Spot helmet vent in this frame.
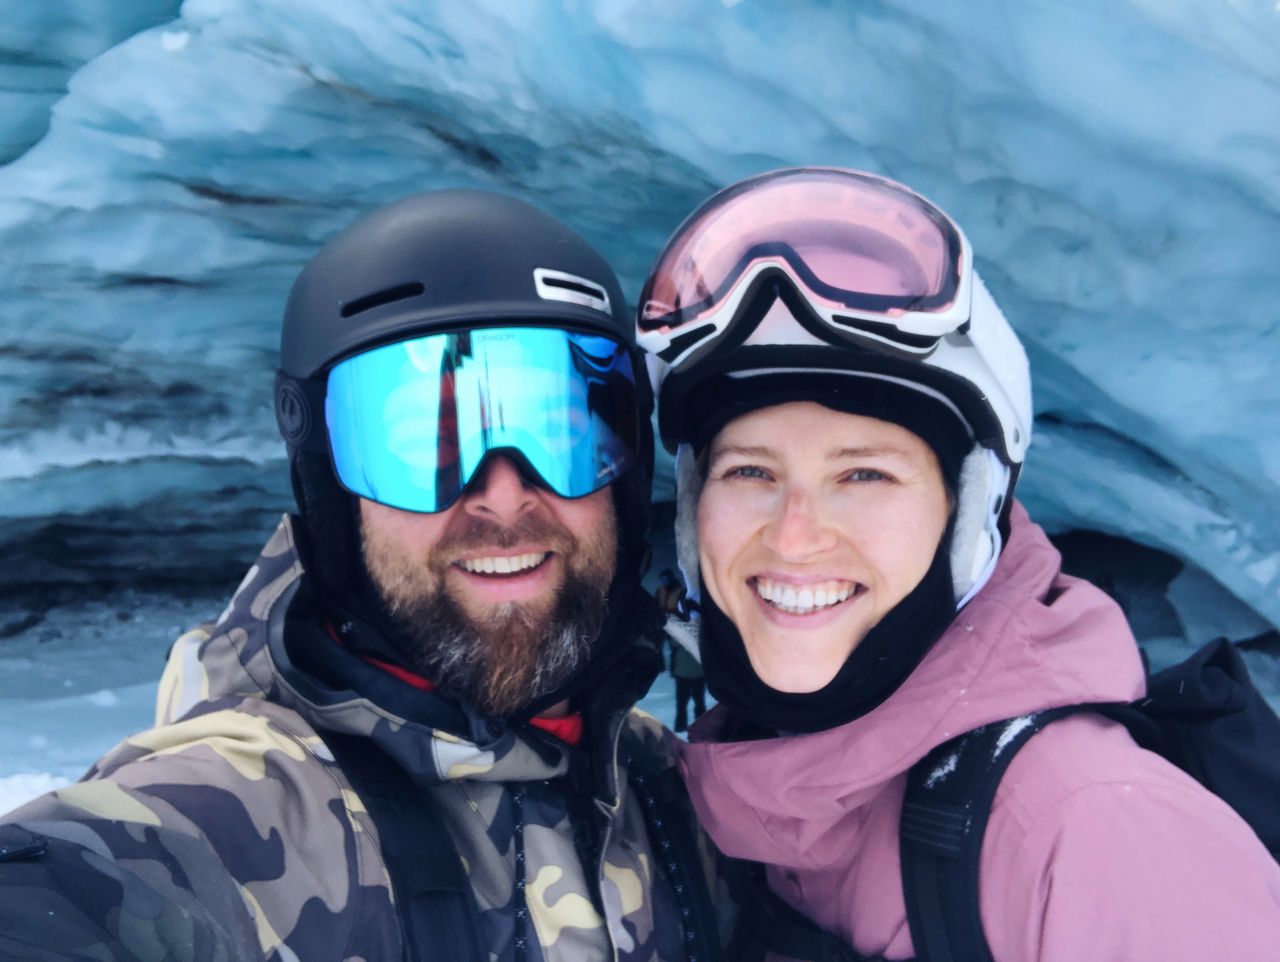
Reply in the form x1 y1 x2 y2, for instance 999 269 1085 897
340 281 426 318
534 268 611 315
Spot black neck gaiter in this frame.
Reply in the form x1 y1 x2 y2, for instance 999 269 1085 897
699 523 960 736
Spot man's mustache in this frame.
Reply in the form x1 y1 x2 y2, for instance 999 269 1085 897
435 515 577 556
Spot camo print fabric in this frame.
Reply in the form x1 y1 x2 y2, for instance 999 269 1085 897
0 516 708 962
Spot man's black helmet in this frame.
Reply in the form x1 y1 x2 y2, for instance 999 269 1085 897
279 189 633 383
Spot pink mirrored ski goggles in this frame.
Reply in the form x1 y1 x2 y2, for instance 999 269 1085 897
638 168 973 364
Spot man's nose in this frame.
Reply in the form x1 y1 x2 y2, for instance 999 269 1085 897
461 454 539 525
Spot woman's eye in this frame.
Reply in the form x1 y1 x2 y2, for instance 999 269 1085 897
845 468 890 483
724 464 771 481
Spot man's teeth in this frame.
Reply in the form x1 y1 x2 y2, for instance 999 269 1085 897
754 577 856 614
460 552 548 575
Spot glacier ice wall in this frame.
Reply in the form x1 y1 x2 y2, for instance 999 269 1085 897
0 1 182 163
1 0 1278 626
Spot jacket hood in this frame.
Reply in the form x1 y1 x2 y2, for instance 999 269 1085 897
678 501 1146 870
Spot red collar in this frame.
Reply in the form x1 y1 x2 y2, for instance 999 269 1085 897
527 712 584 746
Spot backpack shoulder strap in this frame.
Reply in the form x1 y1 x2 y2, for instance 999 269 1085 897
322 729 485 962
899 707 1083 962
902 650 1280 962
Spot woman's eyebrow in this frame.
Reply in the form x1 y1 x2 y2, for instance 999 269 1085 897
830 445 911 459
709 444 777 460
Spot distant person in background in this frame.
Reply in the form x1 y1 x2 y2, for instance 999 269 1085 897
657 569 707 732
637 167 1280 961
669 631 707 734
0 190 723 961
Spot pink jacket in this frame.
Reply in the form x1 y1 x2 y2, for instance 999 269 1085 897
680 503 1280 961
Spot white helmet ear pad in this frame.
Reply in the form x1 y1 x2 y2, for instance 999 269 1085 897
673 443 704 605
951 445 1011 606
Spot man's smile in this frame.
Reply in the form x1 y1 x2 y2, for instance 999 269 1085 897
456 552 550 576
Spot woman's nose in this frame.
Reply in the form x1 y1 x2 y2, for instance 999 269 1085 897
761 486 839 559
460 454 539 525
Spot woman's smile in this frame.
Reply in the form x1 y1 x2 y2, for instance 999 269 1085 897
749 576 865 616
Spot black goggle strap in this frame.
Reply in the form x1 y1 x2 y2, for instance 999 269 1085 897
665 268 877 372
274 370 330 454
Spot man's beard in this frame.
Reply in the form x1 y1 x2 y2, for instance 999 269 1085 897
360 504 617 717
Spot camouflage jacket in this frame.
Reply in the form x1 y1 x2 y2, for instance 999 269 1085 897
0 517 719 962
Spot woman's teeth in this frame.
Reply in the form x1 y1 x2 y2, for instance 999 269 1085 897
459 552 548 575
753 577 857 615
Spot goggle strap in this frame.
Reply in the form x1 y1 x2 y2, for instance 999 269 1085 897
274 371 329 453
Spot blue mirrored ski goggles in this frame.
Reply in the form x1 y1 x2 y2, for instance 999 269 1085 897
316 327 639 513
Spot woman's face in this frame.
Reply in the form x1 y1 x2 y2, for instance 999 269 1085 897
697 402 950 693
